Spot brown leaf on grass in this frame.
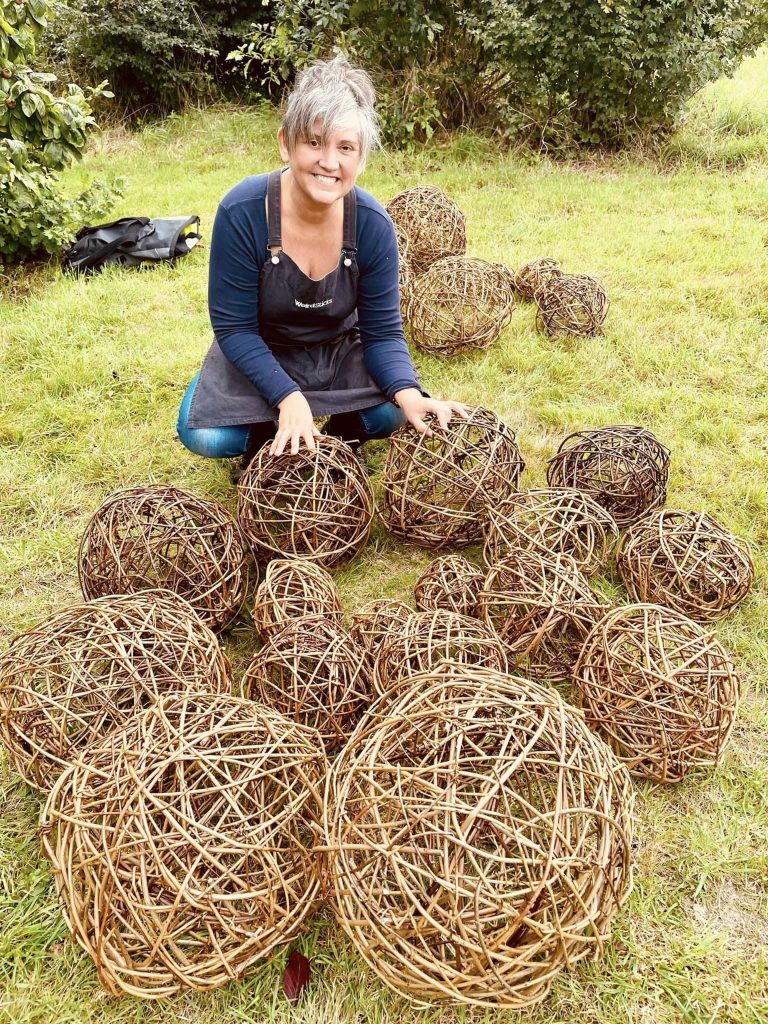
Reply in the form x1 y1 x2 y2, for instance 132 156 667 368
283 949 311 1004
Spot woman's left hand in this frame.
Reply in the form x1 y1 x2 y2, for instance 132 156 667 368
393 388 471 435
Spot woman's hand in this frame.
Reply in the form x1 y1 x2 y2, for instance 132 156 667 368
393 388 471 435
271 391 322 456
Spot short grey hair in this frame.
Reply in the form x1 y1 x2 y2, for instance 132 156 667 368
281 54 381 169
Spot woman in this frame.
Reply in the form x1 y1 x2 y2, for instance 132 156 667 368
177 54 468 471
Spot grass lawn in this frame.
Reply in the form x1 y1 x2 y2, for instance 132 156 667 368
1 48 768 1024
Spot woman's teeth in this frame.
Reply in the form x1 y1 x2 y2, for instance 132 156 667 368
314 174 338 184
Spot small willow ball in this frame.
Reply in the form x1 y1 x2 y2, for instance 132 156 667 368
0 591 231 791
484 488 619 576
252 558 344 640
574 604 740 783
513 257 562 302
479 549 606 682
406 257 516 356
238 435 374 567
546 425 671 528
41 692 327 998
243 616 371 751
78 485 248 631
386 185 466 274
535 273 609 338
617 509 755 623
414 554 484 617
381 407 525 549
349 599 412 667
373 609 507 698
326 663 634 1009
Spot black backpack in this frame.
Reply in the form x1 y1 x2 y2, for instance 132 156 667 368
62 215 201 275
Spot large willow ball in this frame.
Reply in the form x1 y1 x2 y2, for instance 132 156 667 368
326 664 634 1008
406 256 515 356
617 509 755 623
535 273 609 338
252 558 343 640
237 436 374 567
0 591 230 791
373 609 507 698
574 604 740 783
479 549 606 682
513 257 562 302
386 185 466 274
484 488 619 576
414 554 484 617
349 599 412 668
546 425 671 528
78 485 248 632
40 692 327 998
380 407 525 549
243 616 371 751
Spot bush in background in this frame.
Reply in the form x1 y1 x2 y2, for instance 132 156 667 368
44 0 259 115
232 0 768 147
0 0 119 261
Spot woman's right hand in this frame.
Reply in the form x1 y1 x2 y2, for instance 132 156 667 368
271 391 322 456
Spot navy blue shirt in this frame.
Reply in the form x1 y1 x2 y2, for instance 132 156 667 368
208 173 421 409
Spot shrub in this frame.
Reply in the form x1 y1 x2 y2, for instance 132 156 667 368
0 0 119 261
45 0 259 114
232 0 768 147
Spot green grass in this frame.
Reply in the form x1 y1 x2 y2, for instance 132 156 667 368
2 49 768 1024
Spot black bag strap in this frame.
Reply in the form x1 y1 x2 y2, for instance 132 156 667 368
72 216 150 241
65 230 141 272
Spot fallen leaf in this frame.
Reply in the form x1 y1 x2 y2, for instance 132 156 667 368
283 949 311 1004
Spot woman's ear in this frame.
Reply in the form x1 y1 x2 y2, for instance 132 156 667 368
277 127 290 163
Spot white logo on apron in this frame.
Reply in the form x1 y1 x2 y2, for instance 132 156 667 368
295 297 333 309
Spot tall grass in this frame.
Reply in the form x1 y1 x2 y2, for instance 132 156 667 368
0 49 767 1024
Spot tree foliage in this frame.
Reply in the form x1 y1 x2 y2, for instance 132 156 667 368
1 0 118 260
45 0 258 114
232 0 768 147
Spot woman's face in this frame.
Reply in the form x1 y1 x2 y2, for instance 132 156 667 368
278 116 363 209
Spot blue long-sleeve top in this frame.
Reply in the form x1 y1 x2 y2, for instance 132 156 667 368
207 173 421 409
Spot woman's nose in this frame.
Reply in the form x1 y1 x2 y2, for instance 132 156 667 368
318 148 340 170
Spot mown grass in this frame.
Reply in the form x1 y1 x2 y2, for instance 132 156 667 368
1 50 768 1024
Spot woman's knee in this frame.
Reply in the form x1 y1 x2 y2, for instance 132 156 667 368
359 401 407 440
177 373 250 459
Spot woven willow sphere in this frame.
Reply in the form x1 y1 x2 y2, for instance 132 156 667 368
513 257 562 302
535 273 609 338
479 549 606 682
414 554 484 617
406 256 516 356
78 485 248 632
373 609 507 698
326 663 634 1009
349 599 412 670
243 616 371 751
395 225 414 318
484 488 619 576
237 436 374 567
617 509 755 623
386 185 467 274
252 557 343 640
574 604 740 783
380 407 525 549
41 692 327 999
0 591 230 791
546 425 671 528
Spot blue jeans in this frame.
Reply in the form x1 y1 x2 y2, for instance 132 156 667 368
176 372 406 459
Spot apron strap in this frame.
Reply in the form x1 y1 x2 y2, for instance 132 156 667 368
342 187 357 253
267 169 283 251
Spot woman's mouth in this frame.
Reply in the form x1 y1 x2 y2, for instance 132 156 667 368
313 174 339 185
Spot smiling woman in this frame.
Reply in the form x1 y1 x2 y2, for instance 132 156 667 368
176 54 468 473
